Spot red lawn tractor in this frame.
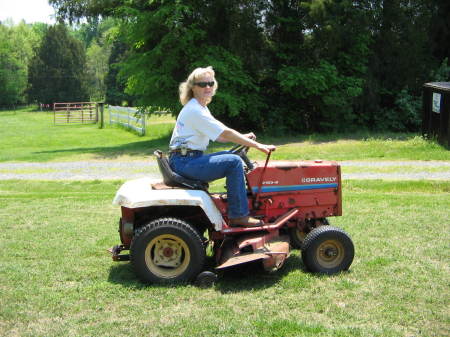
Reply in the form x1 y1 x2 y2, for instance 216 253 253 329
110 146 354 285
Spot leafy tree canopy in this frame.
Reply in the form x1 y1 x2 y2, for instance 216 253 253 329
0 21 42 106
28 24 89 105
44 0 450 132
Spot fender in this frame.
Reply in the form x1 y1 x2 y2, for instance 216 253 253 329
113 177 224 230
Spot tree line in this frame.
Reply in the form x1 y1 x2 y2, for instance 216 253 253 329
0 18 127 109
1 0 449 133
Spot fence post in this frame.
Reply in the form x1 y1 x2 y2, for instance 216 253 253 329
142 114 146 136
98 102 104 129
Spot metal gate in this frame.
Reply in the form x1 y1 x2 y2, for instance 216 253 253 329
53 102 98 125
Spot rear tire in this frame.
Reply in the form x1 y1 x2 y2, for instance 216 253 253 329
301 226 354 274
288 227 306 249
130 218 206 283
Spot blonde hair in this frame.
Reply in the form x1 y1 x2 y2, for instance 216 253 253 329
179 66 218 105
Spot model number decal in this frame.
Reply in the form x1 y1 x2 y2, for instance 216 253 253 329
262 181 279 185
301 177 337 183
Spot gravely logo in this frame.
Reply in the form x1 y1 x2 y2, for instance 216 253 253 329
302 177 337 183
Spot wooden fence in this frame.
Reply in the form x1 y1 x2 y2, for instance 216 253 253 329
109 105 146 135
53 102 98 125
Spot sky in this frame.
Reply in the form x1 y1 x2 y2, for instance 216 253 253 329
0 0 56 24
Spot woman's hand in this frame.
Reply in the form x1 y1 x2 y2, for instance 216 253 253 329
218 129 275 154
256 143 276 154
243 132 256 140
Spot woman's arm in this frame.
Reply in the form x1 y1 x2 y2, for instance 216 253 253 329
217 129 276 154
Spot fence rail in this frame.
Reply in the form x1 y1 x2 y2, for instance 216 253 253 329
109 105 146 135
54 102 98 125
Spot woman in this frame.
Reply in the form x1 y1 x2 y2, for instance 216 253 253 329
169 66 276 227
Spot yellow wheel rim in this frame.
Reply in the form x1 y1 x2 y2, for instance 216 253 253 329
316 239 345 269
144 234 191 279
294 229 306 243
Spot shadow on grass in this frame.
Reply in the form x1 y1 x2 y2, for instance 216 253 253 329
33 137 171 160
106 263 191 290
214 254 306 293
107 257 217 290
107 263 145 289
106 255 304 290
213 253 353 293
107 252 349 291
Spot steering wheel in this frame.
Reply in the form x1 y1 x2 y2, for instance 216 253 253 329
229 144 254 170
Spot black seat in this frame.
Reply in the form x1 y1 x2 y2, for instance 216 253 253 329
154 150 209 190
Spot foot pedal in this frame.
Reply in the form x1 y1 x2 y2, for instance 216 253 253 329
108 245 130 261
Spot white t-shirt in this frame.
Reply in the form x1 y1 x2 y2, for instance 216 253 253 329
169 98 227 151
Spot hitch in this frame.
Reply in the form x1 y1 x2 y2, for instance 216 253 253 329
108 244 130 261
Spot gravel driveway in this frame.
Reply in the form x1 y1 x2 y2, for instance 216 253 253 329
1 160 449 180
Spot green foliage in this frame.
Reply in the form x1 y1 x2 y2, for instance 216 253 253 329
271 0 371 132
277 61 363 131
116 1 201 112
0 22 42 106
70 18 116 102
429 0 450 63
360 0 439 131
1 0 448 132
109 1 270 129
105 39 135 106
28 24 89 105
200 46 264 127
0 25 27 106
430 57 450 82
86 40 110 101
373 88 422 132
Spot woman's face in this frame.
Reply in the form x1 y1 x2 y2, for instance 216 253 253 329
192 73 215 104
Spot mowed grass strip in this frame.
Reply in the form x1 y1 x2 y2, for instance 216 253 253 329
1 109 449 162
342 165 450 174
0 180 448 337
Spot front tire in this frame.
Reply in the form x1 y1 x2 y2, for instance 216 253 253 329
301 226 354 274
130 218 206 283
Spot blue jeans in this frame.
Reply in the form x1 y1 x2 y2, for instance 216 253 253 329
169 151 249 219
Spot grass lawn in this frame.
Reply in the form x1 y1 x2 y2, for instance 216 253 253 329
1 107 449 336
0 180 449 337
0 109 174 162
1 109 449 162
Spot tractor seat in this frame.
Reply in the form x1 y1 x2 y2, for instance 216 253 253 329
154 150 209 191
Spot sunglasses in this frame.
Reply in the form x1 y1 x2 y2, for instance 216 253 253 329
194 81 215 88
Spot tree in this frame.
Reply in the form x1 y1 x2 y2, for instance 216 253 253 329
105 39 134 105
429 0 450 63
28 24 88 105
48 0 450 132
86 40 110 101
48 0 123 22
361 0 437 131
266 0 371 132
82 19 116 101
0 21 42 107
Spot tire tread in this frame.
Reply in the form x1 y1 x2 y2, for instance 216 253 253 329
301 226 354 274
130 217 205 283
